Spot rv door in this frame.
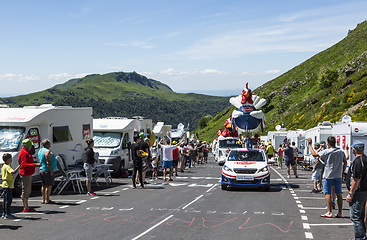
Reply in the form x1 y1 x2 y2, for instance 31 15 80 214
26 127 41 176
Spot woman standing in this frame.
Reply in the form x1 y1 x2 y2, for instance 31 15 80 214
18 139 41 212
84 139 97 196
38 139 57 204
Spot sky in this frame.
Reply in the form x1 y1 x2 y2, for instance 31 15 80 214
0 0 367 97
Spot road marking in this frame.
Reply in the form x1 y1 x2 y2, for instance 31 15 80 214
294 197 299 199
182 195 204 209
292 194 297 196
206 183 218 192
300 210 306 213
296 200 302 204
119 208 134 211
122 188 129 191
305 232 314 239
76 200 87 204
297 197 325 200
309 223 353 226
175 176 188 179
303 223 310 229
59 205 70 209
298 205 304 208
169 183 188 186
90 197 99 200
301 215 308 221
188 183 213 188
301 207 329 210
131 215 174 240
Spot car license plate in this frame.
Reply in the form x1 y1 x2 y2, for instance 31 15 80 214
236 176 253 181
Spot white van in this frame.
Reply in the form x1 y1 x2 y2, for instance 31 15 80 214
332 116 367 166
93 118 140 173
267 128 287 148
303 121 333 164
171 123 189 144
0 104 93 195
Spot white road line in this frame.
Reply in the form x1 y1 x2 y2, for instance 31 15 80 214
300 210 306 213
305 232 314 239
206 183 218 192
131 215 174 240
59 205 70 209
296 200 302 204
298 205 304 208
182 195 204 209
297 197 325 200
301 215 308 221
76 200 87 204
309 223 353 226
90 196 99 200
122 188 129 191
303 223 310 229
302 207 330 210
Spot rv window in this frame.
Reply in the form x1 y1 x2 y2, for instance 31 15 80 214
53 126 73 143
0 127 25 151
122 133 129 149
93 132 122 148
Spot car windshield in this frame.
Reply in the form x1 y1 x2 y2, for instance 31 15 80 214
219 139 241 148
228 150 265 162
93 132 122 148
0 126 25 152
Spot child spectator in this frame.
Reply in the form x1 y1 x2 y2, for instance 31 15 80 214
2 153 20 219
151 157 158 180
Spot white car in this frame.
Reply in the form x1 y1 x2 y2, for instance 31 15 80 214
216 138 242 166
221 148 273 191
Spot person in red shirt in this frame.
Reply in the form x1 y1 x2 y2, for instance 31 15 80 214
172 144 179 176
18 139 41 212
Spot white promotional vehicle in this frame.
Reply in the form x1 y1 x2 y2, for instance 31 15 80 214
221 148 273 191
216 137 242 166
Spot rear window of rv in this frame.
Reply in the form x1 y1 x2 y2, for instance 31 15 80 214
0 127 25 151
93 132 122 148
53 126 73 143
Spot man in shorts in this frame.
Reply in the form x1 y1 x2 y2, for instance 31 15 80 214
266 142 275 160
159 138 183 181
284 143 298 179
308 136 349 218
310 142 323 193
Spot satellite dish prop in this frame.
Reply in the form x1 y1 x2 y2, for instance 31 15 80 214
275 125 281 131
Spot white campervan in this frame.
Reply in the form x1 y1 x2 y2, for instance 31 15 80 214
267 127 287 148
303 121 333 164
171 123 189 144
93 118 140 173
287 129 306 157
0 104 93 195
332 116 367 167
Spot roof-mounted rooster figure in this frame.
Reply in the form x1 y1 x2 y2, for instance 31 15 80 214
229 82 266 132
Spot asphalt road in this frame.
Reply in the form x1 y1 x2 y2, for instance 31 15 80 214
0 154 355 240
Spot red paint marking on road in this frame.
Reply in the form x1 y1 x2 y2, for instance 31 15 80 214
238 217 293 233
202 217 237 229
104 215 134 222
82 213 108 222
167 217 195 227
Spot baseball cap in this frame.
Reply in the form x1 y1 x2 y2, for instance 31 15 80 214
320 141 326 144
352 141 365 151
314 142 320 147
22 139 33 149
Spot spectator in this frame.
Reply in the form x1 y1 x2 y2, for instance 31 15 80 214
310 142 323 193
203 141 209 163
308 136 348 218
172 141 179 176
291 142 299 165
178 143 186 173
276 144 284 169
159 138 183 181
132 135 145 188
2 153 20 219
284 143 298 178
266 142 275 160
84 139 98 195
346 141 367 239
18 139 41 212
39 139 57 204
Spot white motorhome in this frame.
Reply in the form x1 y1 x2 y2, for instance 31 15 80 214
171 123 189 144
267 127 287 148
303 121 333 163
332 116 367 166
287 129 306 155
0 105 93 195
93 118 140 173
153 122 172 145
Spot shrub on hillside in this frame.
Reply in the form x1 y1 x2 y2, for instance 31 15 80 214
319 69 339 89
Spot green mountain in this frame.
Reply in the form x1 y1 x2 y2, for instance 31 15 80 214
1 71 230 128
196 21 367 142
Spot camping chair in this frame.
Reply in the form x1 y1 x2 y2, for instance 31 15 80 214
53 155 84 195
92 153 113 186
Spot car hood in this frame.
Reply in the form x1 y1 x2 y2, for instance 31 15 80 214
224 160 267 169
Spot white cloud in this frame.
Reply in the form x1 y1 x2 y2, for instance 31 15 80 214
48 73 71 81
106 41 155 49
0 73 16 78
18 75 41 82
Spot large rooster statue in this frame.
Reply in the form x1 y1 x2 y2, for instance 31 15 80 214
229 82 266 132
221 114 239 138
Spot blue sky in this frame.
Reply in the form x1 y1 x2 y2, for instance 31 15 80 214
0 0 366 97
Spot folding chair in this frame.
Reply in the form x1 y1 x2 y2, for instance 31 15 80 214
92 154 113 186
53 155 84 195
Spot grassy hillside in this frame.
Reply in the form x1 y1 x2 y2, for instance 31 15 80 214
197 21 367 142
1 72 230 128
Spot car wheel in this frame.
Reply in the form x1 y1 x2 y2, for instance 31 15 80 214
14 175 22 197
218 162 224 166
221 183 227 190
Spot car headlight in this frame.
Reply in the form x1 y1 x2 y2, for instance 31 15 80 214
258 166 268 173
223 165 232 172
